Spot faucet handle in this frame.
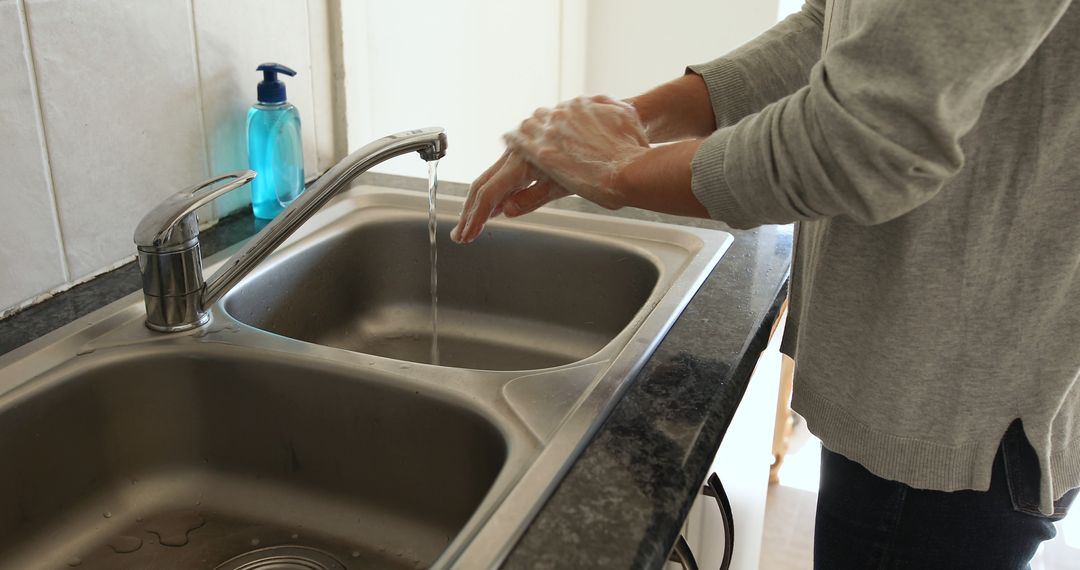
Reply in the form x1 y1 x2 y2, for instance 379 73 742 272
134 170 256 252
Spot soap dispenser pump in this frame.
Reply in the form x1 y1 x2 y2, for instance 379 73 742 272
247 62 304 220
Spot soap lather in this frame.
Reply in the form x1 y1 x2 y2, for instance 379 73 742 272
248 62 304 220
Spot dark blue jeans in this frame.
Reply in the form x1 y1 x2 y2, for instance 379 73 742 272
814 421 1077 569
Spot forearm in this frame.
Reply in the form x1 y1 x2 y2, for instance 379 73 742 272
691 0 1071 229
689 0 825 129
614 139 709 218
626 74 716 144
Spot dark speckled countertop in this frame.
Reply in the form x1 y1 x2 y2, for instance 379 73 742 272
0 173 791 569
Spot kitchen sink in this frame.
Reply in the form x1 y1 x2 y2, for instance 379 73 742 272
0 186 731 568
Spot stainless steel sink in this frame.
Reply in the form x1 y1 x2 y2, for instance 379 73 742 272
0 186 731 569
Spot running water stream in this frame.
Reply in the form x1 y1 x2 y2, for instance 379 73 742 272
428 161 440 365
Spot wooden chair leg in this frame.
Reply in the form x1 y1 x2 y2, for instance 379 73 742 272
769 355 795 484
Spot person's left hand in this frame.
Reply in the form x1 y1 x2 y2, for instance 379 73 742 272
450 148 570 244
451 95 649 244
504 95 649 208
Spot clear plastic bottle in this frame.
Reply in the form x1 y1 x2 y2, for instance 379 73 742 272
247 63 304 220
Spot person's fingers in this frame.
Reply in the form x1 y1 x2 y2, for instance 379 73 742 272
504 130 565 176
457 161 525 243
453 150 518 243
454 150 512 242
518 116 545 141
473 149 511 189
503 179 571 217
452 155 538 243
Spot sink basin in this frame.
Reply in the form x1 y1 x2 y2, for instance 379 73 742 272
0 186 731 568
0 346 506 569
224 212 659 370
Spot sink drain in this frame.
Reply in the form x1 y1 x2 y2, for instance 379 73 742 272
213 546 346 570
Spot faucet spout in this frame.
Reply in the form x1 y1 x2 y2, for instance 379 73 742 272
134 127 447 332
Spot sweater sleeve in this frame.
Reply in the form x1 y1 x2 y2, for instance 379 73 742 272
691 0 1073 228
687 0 825 129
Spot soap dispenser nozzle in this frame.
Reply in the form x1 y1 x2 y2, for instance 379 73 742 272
255 62 296 105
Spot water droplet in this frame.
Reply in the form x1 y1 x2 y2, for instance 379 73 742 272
103 511 112 519
145 509 205 547
367 361 375 366
66 556 82 567
351 551 361 558
399 364 410 370
135 516 143 522
108 535 143 554
250 538 261 546
290 533 299 540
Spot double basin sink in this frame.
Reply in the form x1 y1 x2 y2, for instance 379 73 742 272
0 187 731 569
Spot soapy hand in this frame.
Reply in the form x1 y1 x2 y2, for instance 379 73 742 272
451 95 650 244
449 149 570 244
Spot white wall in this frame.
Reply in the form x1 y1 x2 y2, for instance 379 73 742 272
341 0 566 185
778 0 804 21
0 0 337 315
585 0 779 98
342 0 780 186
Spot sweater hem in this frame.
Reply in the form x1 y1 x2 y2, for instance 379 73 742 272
1048 435 1080 511
792 384 996 493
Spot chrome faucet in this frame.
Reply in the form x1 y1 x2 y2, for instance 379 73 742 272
133 127 447 332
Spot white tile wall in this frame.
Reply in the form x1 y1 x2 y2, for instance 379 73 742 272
1 0 331 314
26 0 210 280
305 0 344 172
0 0 67 311
4 0 775 313
193 0 319 218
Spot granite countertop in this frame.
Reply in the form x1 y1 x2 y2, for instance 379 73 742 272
0 173 792 569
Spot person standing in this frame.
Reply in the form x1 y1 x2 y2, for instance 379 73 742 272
453 0 1080 567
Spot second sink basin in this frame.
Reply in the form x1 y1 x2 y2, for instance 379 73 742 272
0 345 508 569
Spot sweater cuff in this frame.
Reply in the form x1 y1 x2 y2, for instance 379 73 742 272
691 127 758 229
687 59 752 129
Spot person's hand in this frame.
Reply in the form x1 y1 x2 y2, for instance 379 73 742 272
504 95 649 208
452 95 650 244
450 149 570 243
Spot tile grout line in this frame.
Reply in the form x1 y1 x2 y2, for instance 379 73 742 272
17 0 72 285
186 0 215 219
304 0 322 171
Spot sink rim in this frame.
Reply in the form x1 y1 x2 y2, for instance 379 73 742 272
0 185 733 569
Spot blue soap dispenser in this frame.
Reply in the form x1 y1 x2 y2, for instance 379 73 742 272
247 62 304 220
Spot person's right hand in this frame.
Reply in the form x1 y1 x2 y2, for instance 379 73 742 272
450 148 570 244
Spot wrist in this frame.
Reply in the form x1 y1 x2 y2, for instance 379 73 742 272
613 139 708 218
624 97 657 143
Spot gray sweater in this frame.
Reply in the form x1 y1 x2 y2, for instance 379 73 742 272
689 0 1080 514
